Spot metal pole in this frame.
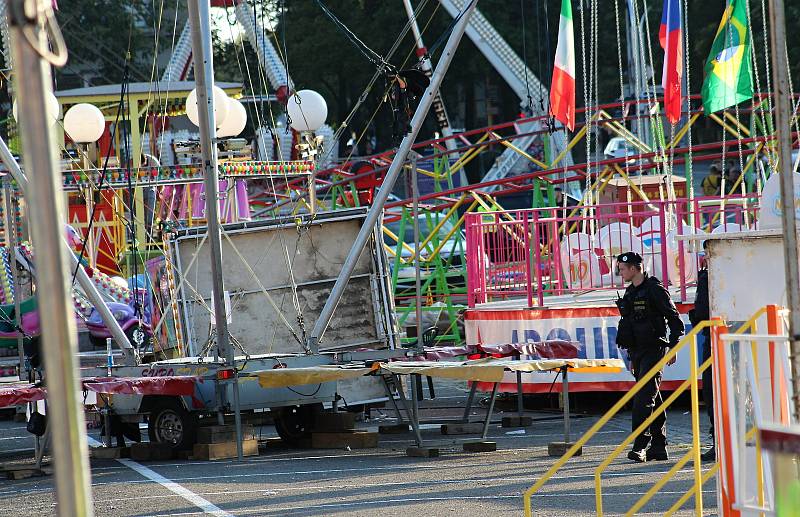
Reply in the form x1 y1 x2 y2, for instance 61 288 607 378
187 0 243 460
461 381 478 423
481 382 499 439
562 366 570 443
395 374 423 446
8 1 94 514
767 0 800 420
411 373 420 423
0 136 137 361
625 0 640 139
308 0 478 351
401 0 457 152
308 169 317 215
411 153 424 353
3 179 23 371
82 145 95 268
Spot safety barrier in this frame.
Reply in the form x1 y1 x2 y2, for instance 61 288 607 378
466 196 759 308
712 305 789 516
522 320 719 515
521 306 778 516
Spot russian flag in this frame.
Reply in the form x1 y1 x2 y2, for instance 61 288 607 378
659 0 683 125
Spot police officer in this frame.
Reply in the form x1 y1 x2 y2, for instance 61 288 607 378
615 252 684 462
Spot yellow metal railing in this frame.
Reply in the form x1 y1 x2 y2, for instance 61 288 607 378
606 309 769 515
523 307 770 516
523 321 720 516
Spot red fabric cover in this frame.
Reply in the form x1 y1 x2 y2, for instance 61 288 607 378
406 346 474 361
82 376 198 396
478 340 580 359
393 340 581 362
0 384 46 407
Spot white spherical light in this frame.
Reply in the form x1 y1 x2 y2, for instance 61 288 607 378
64 103 106 143
287 90 327 132
12 93 61 125
217 97 247 138
185 86 229 128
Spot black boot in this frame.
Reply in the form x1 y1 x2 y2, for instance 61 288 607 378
646 447 669 461
627 448 647 463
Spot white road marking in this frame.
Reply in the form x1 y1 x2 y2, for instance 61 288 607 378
213 490 718 516
90 460 712 487
90 468 712 505
87 437 231 517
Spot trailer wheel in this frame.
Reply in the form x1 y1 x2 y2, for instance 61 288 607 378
147 398 196 450
274 404 322 446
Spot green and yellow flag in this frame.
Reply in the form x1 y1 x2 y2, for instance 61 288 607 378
701 0 753 114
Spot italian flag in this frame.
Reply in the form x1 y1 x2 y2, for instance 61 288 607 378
550 0 576 131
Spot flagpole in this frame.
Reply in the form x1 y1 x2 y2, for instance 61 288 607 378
766 0 800 420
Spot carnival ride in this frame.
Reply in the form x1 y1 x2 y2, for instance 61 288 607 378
0 1 799 516
0 0 787 365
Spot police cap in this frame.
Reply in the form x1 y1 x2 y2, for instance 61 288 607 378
617 252 643 265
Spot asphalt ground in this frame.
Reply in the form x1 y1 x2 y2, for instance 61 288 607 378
0 386 718 516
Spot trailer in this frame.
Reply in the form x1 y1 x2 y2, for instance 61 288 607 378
79 208 399 448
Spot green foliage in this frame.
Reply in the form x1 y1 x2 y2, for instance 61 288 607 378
54 0 174 86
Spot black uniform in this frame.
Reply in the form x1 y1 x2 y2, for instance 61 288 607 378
616 273 684 454
689 268 713 437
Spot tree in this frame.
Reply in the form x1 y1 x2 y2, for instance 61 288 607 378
53 0 172 87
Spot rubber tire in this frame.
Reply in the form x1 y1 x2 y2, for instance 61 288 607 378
273 404 322 447
89 324 151 350
147 398 197 451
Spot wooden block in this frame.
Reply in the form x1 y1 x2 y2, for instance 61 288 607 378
406 447 439 458
313 412 356 432
196 424 255 444
311 431 378 449
193 439 259 461
89 446 129 460
548 441 582 457
463 441 497 453
5 468 46 480
441 423 483 435
130 443 175 462
501 416 533 428
378 423 411 434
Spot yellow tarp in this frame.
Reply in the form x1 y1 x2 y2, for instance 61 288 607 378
254 364 378 388
380 358 625 383
252 358 625 388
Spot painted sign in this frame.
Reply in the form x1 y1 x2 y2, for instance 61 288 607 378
465 304 700 392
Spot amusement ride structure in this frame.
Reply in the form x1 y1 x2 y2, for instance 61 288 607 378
0 0 799 516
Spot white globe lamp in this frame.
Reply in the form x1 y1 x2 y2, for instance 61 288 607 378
287 90 327 132
217 97 247 138
12 92 61 125
185 86 229 128
63 103 106 143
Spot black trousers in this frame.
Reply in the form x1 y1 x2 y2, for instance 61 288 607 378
702 334 714 437
630 347 667 451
